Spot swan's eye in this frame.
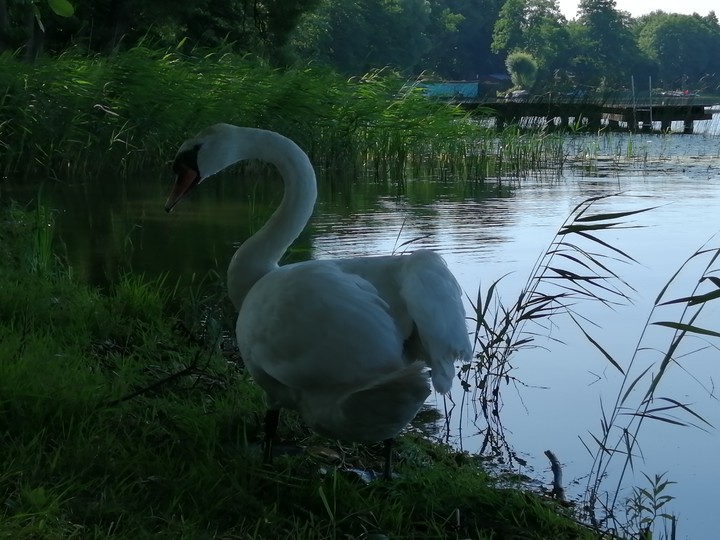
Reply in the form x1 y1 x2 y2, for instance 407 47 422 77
173 145 201 178
172 160 186 176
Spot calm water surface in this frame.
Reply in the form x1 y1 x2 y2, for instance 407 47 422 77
6 129 720 538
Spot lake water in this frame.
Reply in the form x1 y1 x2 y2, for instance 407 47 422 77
308 137 720 539
5 124 720 539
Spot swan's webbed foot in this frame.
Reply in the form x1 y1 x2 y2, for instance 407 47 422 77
263 409 280 463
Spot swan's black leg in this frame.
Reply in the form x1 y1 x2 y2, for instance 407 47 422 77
383 438 394 481
263 409 280 463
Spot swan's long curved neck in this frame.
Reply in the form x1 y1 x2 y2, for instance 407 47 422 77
223 127 317 309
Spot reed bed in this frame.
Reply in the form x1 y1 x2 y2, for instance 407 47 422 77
1 47 569 184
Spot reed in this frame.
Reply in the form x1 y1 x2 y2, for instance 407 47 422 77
0 47 571 185
579 235 720 538
463 195 650 463
467 194 720 538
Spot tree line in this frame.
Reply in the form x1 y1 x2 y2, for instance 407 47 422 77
1 0 719 93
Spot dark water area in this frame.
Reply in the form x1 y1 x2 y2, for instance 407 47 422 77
3 126 720 538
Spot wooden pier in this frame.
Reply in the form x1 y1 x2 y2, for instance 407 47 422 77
468 97 714 133
418 82 716 133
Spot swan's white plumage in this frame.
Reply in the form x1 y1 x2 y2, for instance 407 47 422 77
166 123 472 448
237 261 433 442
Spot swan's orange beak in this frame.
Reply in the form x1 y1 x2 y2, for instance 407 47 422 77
165 166 198 212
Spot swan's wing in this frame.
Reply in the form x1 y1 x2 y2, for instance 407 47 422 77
339 361 431 442
398 250 472 394
236 261 405 394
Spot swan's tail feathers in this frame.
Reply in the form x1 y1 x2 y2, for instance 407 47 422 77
340 362 431 443
400 250 472 394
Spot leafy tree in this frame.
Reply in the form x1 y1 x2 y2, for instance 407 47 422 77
505 49 538 88
569 0 647 87
293 0 505 78
1 0 321 60
636 12 720 89
292 0 431 74
434 0 505 79
417 3 466 76
0 0 74 56
491 0 571 87
492 0 524 54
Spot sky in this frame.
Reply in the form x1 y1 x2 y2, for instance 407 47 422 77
558 0 717 19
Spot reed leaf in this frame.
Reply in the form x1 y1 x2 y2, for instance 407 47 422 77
466 195 645 465
571 316 625 375
651 321 720 338
582 237 720 533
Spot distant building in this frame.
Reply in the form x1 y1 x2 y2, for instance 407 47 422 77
417 75 511 100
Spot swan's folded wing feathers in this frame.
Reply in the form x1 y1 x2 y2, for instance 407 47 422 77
236 261 405 391
338 361 431 442
399 250 472 394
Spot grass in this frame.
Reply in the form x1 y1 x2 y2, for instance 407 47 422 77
0 46 570 186
0 201 605 539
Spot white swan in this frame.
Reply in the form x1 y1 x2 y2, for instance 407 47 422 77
165 123 472 479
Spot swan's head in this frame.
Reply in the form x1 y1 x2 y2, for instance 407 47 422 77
165 123 247 212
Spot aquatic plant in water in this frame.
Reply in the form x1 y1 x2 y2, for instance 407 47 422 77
466 194 720 538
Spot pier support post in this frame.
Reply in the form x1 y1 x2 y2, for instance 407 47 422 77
683 119 694 134
661 120 671 132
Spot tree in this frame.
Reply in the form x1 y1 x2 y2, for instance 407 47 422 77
420 4 466 76
0 0 74 56
505 49 538 88
569 0 646 87
293 0 506 78
1 0 321 60
491 0 571 86
492 0 525 54
428 0 505 79
292 0 431 74
636 12 720 89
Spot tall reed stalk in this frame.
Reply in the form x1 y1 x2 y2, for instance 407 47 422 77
580 236 720 537
1 47 571 185
467 195 719 538
464 195 649 456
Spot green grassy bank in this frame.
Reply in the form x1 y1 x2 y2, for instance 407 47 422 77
0 202 605 538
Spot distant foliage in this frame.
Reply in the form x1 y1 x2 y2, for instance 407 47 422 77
491 0 570 79
291 0 505 78
0 0 718 92
505 50 538 89
636 12 720 89
0 0 321 61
